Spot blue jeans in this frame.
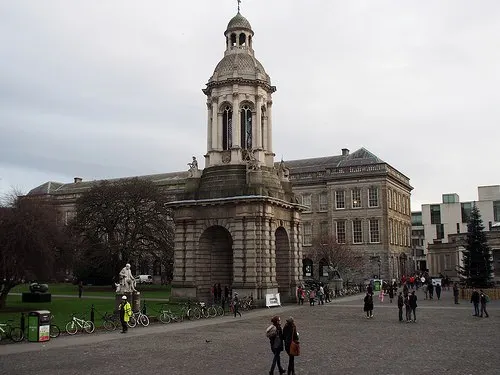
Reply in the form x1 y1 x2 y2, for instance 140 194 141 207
271 349 284 373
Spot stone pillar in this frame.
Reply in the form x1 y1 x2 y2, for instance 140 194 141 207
232 218 245 287
262 114 268 151
256 96 262 149
267 100 273 153
251 110 257 151
217 111 223 151
232 92 240 148
211 98 218 150
206 101 212 151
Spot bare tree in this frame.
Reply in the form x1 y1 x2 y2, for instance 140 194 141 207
72 178 174 283
0 192 68 308
309 234 363 281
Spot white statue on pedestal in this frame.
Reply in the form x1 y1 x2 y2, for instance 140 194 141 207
117 263 137 293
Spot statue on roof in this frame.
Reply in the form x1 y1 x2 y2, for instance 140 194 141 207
277 159 290 181
188 156 201 177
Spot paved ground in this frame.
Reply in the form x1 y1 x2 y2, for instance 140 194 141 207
1 289 498 375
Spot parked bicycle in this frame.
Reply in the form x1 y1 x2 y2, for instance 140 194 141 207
49 315 61 338
0 320 24 342
158 309 184 324
198 302 217 318
127 310 150 328
65 313 95 335
180 301 201 320
99 311 119 331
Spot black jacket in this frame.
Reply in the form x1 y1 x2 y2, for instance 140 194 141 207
471 291 480 303
409 294 417 308
282 323 299 353
269 325 284 352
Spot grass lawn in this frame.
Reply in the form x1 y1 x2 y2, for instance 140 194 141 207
1 284 174 330
9 283 172 299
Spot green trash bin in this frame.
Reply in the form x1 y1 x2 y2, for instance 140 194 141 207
27 310 51 342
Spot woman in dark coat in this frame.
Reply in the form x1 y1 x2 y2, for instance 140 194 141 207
363 292 374 318
282 316 299 375
269 316 286 375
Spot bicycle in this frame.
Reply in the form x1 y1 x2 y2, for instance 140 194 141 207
0 320 24 342
49 315 61 338
65 314 95 335
127 310 150 328
198 302 217 318
180 302 201 320
158 309 184 324
100 311 119 331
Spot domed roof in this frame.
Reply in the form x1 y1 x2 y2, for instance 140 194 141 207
209 53 270 83
226 12 253 32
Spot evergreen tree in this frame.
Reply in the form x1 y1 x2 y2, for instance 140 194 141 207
459 204 493 287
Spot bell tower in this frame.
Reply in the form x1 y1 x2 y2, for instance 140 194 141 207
203 10 276 169
169 8 304 304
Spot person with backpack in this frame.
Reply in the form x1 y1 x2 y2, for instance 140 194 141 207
282 316 299 375
479 290 489 318
363 292 374 318
267 315 286 375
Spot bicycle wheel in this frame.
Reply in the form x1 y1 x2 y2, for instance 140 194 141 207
103 320 116 331
9 327 24 342
158 312 171 324
49 324 61 338
216 305 224 316
208 306 217 318
66 321 78 335
201 308 210 319
139 315 150 327
190 307 201 320
127 316 137 328
83 321 95 334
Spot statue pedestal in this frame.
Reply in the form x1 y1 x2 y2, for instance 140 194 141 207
115 292 141 313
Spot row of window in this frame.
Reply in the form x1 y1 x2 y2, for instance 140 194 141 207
300 187 379 212
302 219 381 246
387 188 410 215
388 219 411 247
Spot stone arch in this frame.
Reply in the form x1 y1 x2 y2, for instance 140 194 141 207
197 225 233 300
218 101 233 112
275 226 291 297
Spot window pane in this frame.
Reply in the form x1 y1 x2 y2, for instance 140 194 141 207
319 192 328 211
494 201 500 222
335 191 345 209
369 219 380 243
352 189 361 208
430 205 441 224
352 220 363 243
336 221 346 244
368 188 379 207
302 195 312 210
303 222 312 245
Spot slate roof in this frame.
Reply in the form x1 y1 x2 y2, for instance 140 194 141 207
226 12 253 32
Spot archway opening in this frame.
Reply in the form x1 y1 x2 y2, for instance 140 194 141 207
197 226 233 300
275 227 290 297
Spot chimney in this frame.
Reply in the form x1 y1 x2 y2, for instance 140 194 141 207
341 148 349 156
74 177 82 183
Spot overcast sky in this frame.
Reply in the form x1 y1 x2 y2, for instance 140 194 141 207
0 0 498 209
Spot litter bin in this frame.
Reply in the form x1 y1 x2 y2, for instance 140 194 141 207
27 310 51 342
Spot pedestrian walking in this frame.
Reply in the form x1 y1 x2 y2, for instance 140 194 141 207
470 287 480 316
268 316 286 375
435 283 442 300
453 283 460 304
283 317 299 375
233 292 242 317
379 288 384 303
428 282 434 300
118 295 132 333
297 286 305 305
423 283 428 300
363 292 374 318
409 291 418 322
388 286 394 303
397 292 404 322
367 284 373 296
309 289 316 306
404 294 411 322
479 290 489 318
318 285 324 305
78 281 83 299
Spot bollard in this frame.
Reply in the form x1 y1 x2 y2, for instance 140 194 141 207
142 300 147 315
20 312 25 333
90 304 95 323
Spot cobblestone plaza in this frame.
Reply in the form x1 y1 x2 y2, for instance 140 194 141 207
1 289 498 375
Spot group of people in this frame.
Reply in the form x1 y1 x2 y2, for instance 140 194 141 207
470 287 490 318
267 315 299 375
296 283 331 306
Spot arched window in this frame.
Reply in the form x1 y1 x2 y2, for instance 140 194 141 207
230 33 237 47
240 105 252 149
303 258 313 278
222 105 233 150
239 33 246 46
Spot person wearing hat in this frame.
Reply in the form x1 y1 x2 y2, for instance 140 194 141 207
119 295 133 333
282 317 299 375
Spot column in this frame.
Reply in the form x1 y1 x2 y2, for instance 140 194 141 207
255 96 262 149
262 114 268 151
211 98 218 150
267 100 273 153
232 92 240 148
217 111 223 150
206 102 212 151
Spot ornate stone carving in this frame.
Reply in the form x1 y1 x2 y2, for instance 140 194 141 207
222 150 231 164
188 156 201 177
277 159 290 181
243 149 260 170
